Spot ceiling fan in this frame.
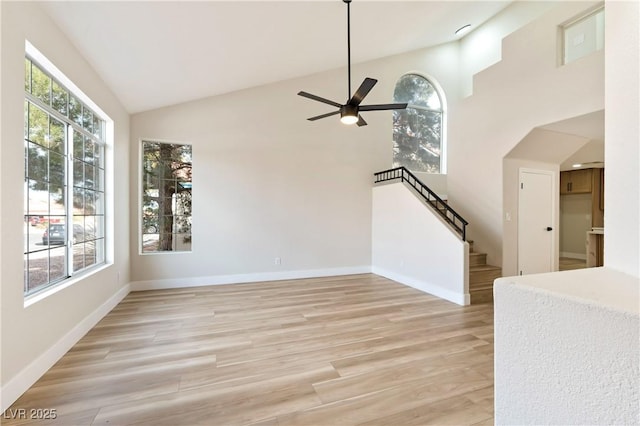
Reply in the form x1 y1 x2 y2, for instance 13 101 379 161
298 0 408 126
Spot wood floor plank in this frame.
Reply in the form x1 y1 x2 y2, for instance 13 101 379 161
2 274 494 425
91 367 331 425
314 349 492 404
358 392 488 426
330 334 489 377
277 369 491 425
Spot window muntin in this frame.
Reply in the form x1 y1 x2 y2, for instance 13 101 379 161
141 141 192 253
24 57 106 296
392 74 444 174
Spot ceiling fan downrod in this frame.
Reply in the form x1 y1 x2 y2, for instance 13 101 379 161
345 0 352 101
296 0 408 127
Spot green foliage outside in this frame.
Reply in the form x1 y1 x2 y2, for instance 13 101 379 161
142 141 192 252
25 58 104 213
24 58 106 293
392 74 443 173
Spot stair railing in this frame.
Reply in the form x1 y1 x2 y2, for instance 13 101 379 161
374 166 468 241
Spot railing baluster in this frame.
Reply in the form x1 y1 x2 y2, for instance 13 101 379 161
373 166 468 241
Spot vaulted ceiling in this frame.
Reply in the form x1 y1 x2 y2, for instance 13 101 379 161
41 1 511 113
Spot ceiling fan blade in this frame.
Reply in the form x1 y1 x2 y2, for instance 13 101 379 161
356 115 367 127
307 110 340 121
349 78 377 106
359 103 408 111
298 91 342 108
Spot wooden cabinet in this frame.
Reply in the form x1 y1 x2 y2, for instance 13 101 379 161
560 168 604 268
560 167 604 228
587 231 604 267
591 168 604 228
560 169 592 194
559 172 569 194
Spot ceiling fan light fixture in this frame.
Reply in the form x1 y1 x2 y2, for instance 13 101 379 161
340 104 359 125
340 114 359 125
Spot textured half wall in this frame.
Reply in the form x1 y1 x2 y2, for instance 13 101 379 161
494 268 639 425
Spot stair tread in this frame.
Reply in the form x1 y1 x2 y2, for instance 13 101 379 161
471 276 501 283
467 246 499 304
470 264 501 272
470 276 501 285
470 282 495 290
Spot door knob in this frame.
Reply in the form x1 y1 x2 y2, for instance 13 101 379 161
546 227 553 231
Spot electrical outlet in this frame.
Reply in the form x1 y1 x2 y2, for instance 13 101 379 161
274 257 281 265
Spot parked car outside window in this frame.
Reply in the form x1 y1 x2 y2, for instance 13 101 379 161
42 224 85 245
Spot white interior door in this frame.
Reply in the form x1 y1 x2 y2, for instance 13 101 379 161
518 169 555 275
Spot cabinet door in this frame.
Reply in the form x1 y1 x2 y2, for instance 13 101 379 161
599 168 604 209
592 168 604 228
560 171 571 194
568 169 592 193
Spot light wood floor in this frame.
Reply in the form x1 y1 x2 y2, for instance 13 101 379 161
559 257 587 271
4 274 494 425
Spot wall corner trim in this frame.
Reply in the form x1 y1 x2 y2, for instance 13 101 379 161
1 284 131 412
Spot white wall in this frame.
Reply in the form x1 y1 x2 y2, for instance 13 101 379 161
413 172 447 198
372 183 468 305
0 0 631 414
502 127 591 275
0 1 556 407
459 1 557 97
0 2 130 409
449 2 604 267
604 0 640 278
127 1 588 288
494 268 639 425
129 42 463 290
494 2 640 423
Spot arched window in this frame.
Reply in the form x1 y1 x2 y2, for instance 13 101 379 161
392 74 445 173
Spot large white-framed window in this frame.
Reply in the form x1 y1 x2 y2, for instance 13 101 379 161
24 50 107 297
392 73 446 174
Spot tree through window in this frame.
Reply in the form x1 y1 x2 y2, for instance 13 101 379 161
392 74 444 173
141 141 192 253
24 55 107 296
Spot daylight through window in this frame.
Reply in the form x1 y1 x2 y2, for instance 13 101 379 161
141 141 192 253
24 57 106 296
392 74 445 173
562 7 604 65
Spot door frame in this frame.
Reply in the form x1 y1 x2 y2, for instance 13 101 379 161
517 168 559 274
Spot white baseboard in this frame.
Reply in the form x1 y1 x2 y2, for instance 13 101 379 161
560 251 587 260
130 266 372 291
1 284 130 412
372 266 469 306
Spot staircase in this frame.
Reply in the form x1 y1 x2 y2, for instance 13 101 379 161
373 167 499 304
468 241 502 304
374 167 468 241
